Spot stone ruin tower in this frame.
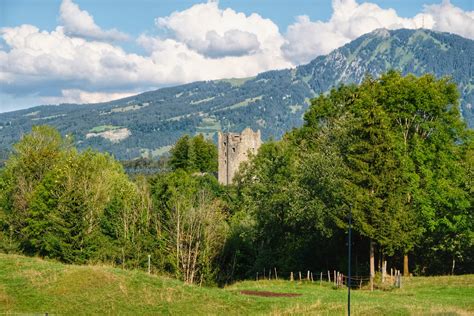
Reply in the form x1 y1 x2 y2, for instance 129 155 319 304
218 128 262 185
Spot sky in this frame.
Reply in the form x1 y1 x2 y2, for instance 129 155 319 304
0 0 473 113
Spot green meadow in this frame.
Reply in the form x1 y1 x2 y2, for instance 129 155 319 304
0 254 472 315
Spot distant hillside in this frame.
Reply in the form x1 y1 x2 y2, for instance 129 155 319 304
0 28 472 160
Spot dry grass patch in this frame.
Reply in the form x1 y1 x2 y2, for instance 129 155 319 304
0 285 13 309
48 266 119 297
22 269 59 288
427 306 473 316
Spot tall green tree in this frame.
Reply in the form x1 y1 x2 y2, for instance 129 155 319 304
169 134 217 173
300 78 415 286
0 126 71 251
0 126 157 268
376 71 470 275
151 170 228 284
299 72 471 276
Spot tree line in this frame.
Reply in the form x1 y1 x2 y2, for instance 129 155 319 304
0 71 472 286
233 71 473 281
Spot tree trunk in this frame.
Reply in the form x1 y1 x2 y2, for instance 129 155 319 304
451 258 456 275
403 254 409 277
370 240 375 291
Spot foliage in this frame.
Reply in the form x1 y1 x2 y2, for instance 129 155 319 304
169 134 218 173
0 126 228 284
0 69 473 287
151 170 228 284
0 126 156 269
0 126 71 251
234 71 473 276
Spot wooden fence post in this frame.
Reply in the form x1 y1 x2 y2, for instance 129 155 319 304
299 271 302 281
274 267 278 280
328 270 331 283
290 272 294 281
147 254 151 275
320 272 322 286
382 260 387 283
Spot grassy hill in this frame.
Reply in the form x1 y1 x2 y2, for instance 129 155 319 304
0 28 472 160
1 254 473 315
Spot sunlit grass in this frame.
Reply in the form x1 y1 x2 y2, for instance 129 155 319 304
0 253 473 315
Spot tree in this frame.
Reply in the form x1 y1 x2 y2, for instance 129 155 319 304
0 126 157 267
169 134 217 173
376 71 470 275
299 72 471 277
0 126 71 251
152 170 228 284
169 135 192 171
301 78 414 287
235 141 298 271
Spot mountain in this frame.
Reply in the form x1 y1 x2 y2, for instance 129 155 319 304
0 28 472 160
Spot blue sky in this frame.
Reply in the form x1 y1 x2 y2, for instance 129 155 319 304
2 1 472 33
0 0 473 112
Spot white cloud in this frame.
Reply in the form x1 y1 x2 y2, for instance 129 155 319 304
202 30 260 58
0 0 473 109
0 0 292 106
134 1 291 82
59 0 128 41
136 34 289 84
282 0 473 64
424 0 474 40
41 89 137 104
154 1 283 59
0 23 161 105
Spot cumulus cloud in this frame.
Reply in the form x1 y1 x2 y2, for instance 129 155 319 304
0 0 473 109
154 1 282 58
1 0 292 106
134 1 291 83
0 24 159 98
202 30 260 58
41 89 137 104
59 0 128 41
424 0 474 39
282 0 473 64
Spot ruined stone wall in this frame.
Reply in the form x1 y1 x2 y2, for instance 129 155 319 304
218 128 262 185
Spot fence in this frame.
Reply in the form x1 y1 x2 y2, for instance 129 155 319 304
256 268 403 289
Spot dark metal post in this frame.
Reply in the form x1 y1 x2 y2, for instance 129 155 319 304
348 204 352 316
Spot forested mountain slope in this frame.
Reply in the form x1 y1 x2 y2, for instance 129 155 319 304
1 28 472 160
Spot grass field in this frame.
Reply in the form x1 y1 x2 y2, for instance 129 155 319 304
0 253 473 315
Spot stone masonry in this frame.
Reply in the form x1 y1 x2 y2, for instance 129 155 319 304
218 128 262 185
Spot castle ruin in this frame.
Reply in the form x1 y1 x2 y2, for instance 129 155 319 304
218 128 262 185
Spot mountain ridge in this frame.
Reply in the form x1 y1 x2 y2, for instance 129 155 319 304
1 28 472 160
